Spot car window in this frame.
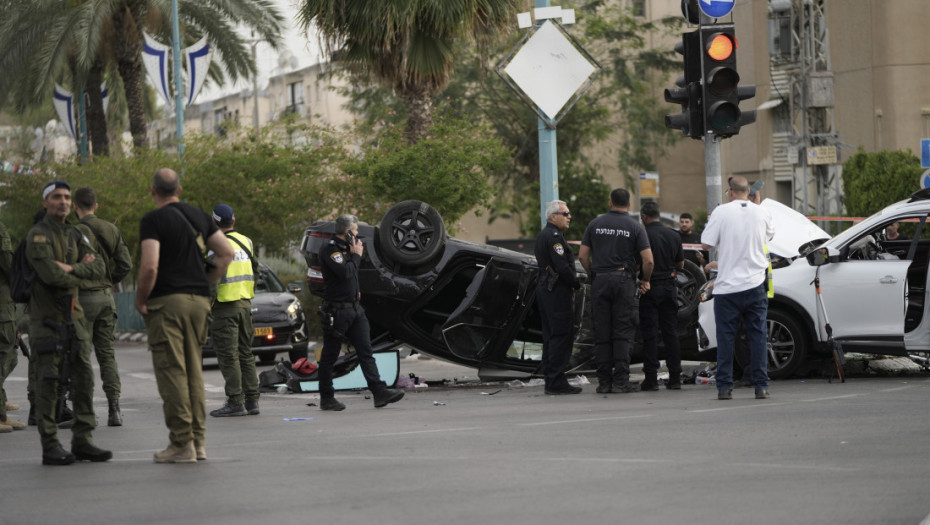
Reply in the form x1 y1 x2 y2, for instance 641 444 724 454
845 215 928 261
255 266 285 293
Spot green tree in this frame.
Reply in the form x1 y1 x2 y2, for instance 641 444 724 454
842 149 923 217
297 0 521 141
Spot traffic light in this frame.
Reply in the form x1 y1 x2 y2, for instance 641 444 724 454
664 30 703 139
699 24 756 138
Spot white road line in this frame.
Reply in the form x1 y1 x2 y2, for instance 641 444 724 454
519 414 651 427
800 394 861 402
361 426 486 438
691 402 791 413
733 462 859 473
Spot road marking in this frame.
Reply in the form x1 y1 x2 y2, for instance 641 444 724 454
519 414 651 427
800 394 861 402
879 385 915 393
362 426 486 438
129 372 157 380
691 402 790 413
733 462 859 473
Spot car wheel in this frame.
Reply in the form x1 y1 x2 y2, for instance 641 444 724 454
765 309 809 379
676 259 706 321
378 200 446 268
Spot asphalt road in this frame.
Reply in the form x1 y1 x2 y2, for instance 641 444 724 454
1 342 929 525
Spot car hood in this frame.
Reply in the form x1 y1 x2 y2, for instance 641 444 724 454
251 292 298 322
760 198 830 257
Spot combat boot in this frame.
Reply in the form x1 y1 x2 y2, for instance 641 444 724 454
42 444 76 466
209 399 247 417
245 399 260 415
373 388 404 408
0 422 11 433
320 398 345 411
5 400 20 411
72 443 113 462
0 415 26 430
154 442 197 464
107 399 123 427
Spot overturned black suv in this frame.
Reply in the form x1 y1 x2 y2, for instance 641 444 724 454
300 201 708 380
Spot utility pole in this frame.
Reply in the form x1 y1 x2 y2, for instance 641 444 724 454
171 0 185 157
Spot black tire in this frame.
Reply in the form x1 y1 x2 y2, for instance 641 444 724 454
676 259 706 321
765 308 809 379
378 200 446 268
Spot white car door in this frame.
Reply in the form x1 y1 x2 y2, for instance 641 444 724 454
817 259 909 340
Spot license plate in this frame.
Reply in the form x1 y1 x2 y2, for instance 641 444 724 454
254 327 273 336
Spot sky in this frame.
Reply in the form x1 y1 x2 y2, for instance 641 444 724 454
198 0 320 101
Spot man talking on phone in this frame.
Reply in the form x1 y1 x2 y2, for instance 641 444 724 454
316 214 404 411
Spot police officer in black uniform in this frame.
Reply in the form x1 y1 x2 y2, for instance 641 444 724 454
317 214 404 411
534 200 582 395
579 189 653 394
638 202 684 391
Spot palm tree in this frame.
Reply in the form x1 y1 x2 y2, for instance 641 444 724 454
297 0 521 141
0 0 283 152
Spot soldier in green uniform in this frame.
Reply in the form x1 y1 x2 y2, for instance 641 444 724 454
28 181 111 466
0 219 24 432
73 187 132 427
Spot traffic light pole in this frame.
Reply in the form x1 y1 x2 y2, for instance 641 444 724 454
705 130 722 213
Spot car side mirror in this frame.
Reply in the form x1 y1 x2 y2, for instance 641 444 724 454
287 283 303 293
807 246 839 266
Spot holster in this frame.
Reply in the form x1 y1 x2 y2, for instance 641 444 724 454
546 267 559 292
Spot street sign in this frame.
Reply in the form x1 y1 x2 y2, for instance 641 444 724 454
921 168 930 189
640 172 659 198
807 145 837 165
698 0 735 18
921 139 930 168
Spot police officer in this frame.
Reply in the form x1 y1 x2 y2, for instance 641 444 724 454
638 202 684 391
73 187 132 426
317 214 404 411
208 204 260 418
578 188 653 394
535 200 582 395
28 181 110 465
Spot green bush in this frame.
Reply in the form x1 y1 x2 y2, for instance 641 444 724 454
842 149 924 217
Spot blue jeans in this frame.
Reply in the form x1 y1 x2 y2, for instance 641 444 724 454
713 284 769 391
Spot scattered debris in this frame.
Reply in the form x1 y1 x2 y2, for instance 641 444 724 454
507 378 545 388
283 417 317 422
432 401 446 406
568 375 590 386
305 402 317 407
481 390 502 395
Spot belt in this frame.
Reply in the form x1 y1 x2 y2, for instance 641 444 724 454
324 301 358 309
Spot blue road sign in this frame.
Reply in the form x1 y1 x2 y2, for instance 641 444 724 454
922 169 930 189
921 139 930 169
699 0 735 18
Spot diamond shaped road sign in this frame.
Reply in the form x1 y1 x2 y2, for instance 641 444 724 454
498 20 600 127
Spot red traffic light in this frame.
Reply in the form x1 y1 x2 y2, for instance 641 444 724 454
705 33 736 61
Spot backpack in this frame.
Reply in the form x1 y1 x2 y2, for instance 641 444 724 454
10 236 34 303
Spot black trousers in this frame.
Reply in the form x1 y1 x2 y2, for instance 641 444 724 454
592 271 637 385
638 279 681 379
319 304 385 399
537 282 574 390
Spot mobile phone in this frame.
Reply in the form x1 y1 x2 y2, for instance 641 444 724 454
749 180 764 198
345 232 355 243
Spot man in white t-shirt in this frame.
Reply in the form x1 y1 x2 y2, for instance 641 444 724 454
701 176 774 400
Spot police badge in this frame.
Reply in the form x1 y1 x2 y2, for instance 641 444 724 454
553 243 565 256
331 252 344 264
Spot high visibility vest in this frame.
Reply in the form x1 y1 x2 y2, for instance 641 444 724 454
764 244 774 299
216 231 255 302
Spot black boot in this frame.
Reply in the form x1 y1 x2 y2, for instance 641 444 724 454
28 404 36 426
42 444 76 466
372 388 404 408
56 400 74 429
107 399 123 427
72 443 113 462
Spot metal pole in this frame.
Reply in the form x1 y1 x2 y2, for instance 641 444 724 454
76 82 89 161
705 131 722 214
536 0 558 228
171 0 185 157
251 33 260 130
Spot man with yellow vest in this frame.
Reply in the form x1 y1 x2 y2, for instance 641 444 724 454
208 204 260 417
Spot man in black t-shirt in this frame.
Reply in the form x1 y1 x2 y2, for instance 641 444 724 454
678 213 706 269
136 168 233 463
639 202 684 391
579 189 653 394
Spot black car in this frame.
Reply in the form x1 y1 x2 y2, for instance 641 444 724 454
203 263 309 364
300 201 708 381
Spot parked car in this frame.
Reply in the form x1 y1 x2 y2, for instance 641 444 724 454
202 263 310 364
300 200 709 381
697 191 930 378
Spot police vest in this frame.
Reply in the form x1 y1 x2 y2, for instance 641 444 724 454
216 231 255 302
764 244 774 299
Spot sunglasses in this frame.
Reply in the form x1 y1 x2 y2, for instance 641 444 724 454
555 211 571 217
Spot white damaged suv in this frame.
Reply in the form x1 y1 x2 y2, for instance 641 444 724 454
697 190 930 378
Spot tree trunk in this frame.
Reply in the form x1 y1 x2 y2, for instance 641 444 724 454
114 5 147 150
400 85 433 143
85 60 110 157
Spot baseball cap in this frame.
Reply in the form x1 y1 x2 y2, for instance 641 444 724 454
212 203 234 222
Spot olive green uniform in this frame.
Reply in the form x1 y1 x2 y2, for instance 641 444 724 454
0 221 15 420
75 214 132 402
27 215 104 452
211 299 257 405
